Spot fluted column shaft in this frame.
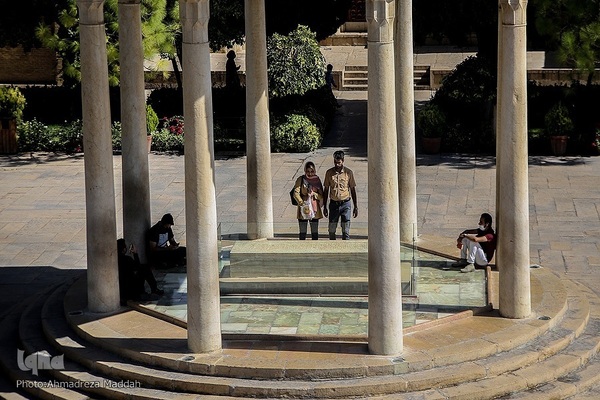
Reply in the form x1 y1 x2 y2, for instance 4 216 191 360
118 0 151 262
78 0 120 313
367 0 403 356
395 0 417 243
497 0 531 319
180 0 222 352
245 0 274 239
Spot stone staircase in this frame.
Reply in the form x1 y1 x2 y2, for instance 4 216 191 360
342 65 431 91
1 266 600 399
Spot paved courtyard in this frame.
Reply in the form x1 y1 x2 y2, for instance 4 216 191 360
2 88 600 396
1 89 599 317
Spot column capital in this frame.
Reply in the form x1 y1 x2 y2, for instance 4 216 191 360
367 0 395 43
499 0 527 26
179 0 210 44
77 0 105 25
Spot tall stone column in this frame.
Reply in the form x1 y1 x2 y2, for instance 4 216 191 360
367 0 403 355
118 0 151 262
78 0 120 313
180 0 222 352
497 0 531 319
395 0 418 244
245 0 274 239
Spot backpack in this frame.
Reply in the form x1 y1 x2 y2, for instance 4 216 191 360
289 187 298 206
289 176 306 206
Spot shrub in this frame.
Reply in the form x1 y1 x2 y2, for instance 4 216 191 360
111 121 122 151
152 129 185 153
149 115 185 153
267 25 326 98
160 115 184 135
146 104 159 134
270 113 321 152
433 55 496 153
17 119 52 151
60 120 84 153
0 86 26 121
16 119 83 153
416 103 447 138
544 102 574 137
146 87 183 118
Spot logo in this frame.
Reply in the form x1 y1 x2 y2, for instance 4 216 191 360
17 350 64 376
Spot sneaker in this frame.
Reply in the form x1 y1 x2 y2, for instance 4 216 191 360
451 259 468 268
460 263 475 273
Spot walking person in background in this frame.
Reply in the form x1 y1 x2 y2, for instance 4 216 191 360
293 161 324 240
325 64 337 90
226 50 241 90
323 150 358 240
452 213 496 273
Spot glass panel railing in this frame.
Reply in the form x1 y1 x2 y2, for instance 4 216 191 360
218 222 417 296
143 222 487 331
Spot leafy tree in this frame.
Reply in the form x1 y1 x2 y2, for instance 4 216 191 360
413 0 497 59
35 0 179 87
208 0 245 51
206 0 352 50
533 0 600 84
265 0 352 41
432 55 497 153
266 25 326 98
0 0 67 50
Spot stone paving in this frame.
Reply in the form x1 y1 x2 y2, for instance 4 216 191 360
2 89 599 338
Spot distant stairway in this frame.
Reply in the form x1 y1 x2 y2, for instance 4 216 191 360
1 267 600 399
342 64 431 91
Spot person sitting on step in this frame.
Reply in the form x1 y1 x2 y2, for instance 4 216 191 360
117 239 163 305
451 212 496 273
147 213 187 269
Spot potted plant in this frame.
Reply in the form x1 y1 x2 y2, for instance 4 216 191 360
417 103 446 154
146 104 159 153
0 86 26 154
544 102 573 156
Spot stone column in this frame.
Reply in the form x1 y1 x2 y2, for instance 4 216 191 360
395 0 418 244
367 0 403 355
78 0 120 313
180 0 222 352
118 0 151 263
245 0 274 239
497 0 531 319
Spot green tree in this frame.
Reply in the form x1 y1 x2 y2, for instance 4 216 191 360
35 0 179 87
267 25 326 98
0 0 67 50
534 0 600 84
205 0 351 51
208 0 245 51
265 0 352 41
413 0 497 59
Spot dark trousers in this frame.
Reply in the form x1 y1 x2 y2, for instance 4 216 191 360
119 263 158 302
328 199 352 240
298 219 319 240
149 246 186 269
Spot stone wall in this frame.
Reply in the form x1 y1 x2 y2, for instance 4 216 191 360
0 46 58 85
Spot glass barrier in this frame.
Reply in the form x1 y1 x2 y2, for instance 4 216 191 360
147 222 488 331
218 222 418 296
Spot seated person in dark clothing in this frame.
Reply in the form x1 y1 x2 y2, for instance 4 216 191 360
118 239 163 305
147 213 186 269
